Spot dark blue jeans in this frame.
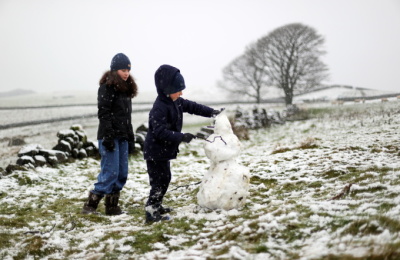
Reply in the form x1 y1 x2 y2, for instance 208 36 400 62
145 160 171 207
93 138 129 195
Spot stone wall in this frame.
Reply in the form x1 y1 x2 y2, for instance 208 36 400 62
2 124 98 175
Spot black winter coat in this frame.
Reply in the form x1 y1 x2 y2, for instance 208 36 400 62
144 65 214 161
97 83 134 142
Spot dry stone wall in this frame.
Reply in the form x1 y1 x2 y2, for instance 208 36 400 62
3 124 98 175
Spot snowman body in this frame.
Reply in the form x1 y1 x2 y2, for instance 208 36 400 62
197 112 250 210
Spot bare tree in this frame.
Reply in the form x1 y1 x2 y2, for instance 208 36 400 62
256 23 329 105
219 44 269 103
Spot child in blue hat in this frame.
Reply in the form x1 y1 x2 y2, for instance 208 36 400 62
143 64 222 223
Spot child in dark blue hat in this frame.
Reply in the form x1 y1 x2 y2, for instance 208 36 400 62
143 64 222 223
81 53 138 215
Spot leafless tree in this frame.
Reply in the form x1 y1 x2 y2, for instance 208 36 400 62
255 23 329 105
219 43 269 103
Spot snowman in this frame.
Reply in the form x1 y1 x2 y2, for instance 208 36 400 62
197 111 250 210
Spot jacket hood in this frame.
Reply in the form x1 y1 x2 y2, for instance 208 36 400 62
154 64 180 96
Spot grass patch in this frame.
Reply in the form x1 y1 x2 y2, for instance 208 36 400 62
377 216 400 233
336 166 396 183
350 186 387 197
384 145 400 153
298 137 319 149
214 245 231 257
125 228 169 254
254 244 269 253
308 181 323 188
322 169 348 179
0 216 30 228
11 172 35 185
16 236 61 259
340 216 400 237
0 192 7 200
279 181 307 193
0 204 42 228
271 137 319 154
348 146 366 151
46 197 81 213
304 107 336 118
251 175 278 189
0 232 14 249
271 147 292 154
341 219 382 236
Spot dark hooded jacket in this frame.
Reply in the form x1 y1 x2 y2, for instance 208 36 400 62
144 65 214 161
97 80 135 142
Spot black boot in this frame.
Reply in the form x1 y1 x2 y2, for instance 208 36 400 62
105 192 123 216
145 205 170 224
157 204 172 215
81 192 103 214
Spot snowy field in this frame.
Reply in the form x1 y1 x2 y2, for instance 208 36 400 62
0 100 399 259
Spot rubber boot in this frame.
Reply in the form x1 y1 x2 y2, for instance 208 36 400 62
145 205 170 224
157 204 172 215
105 192 123 216
81 191 103 215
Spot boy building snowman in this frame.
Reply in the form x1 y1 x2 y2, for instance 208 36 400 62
143 64 222 223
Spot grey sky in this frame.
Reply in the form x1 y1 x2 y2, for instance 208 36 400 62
0 0 399 100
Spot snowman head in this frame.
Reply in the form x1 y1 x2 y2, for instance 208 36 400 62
204 111 241 163
213 111 233 136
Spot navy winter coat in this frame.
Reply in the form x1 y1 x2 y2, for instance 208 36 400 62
143 65 214 161
97 83 134 141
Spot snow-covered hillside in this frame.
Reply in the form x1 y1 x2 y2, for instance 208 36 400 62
293 85 399 103
0 100 399 259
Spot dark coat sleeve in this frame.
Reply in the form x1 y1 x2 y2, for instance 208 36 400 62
97 84 115 139
181 98 214 117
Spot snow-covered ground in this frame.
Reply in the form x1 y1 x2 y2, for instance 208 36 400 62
293 85 399 103
0 100 399 259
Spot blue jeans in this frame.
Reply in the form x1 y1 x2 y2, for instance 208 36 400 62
93 138 129 195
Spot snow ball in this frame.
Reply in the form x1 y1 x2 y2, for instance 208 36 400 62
213 111 233 135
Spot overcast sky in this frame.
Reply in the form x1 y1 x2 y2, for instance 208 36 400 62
0 0 399 100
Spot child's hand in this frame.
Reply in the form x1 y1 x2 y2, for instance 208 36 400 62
182 133 196 143
211 108 225 117
102 138 115 151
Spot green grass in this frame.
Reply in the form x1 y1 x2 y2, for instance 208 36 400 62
0 232 14 250
322 169 348 179
16 236 61 259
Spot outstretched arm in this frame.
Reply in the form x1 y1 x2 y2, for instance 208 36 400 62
181 98 214 117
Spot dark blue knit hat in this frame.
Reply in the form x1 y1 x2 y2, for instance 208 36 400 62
110 53 131 71
164 72 186 95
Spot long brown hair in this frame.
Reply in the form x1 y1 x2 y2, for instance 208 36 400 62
99 70 138 98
